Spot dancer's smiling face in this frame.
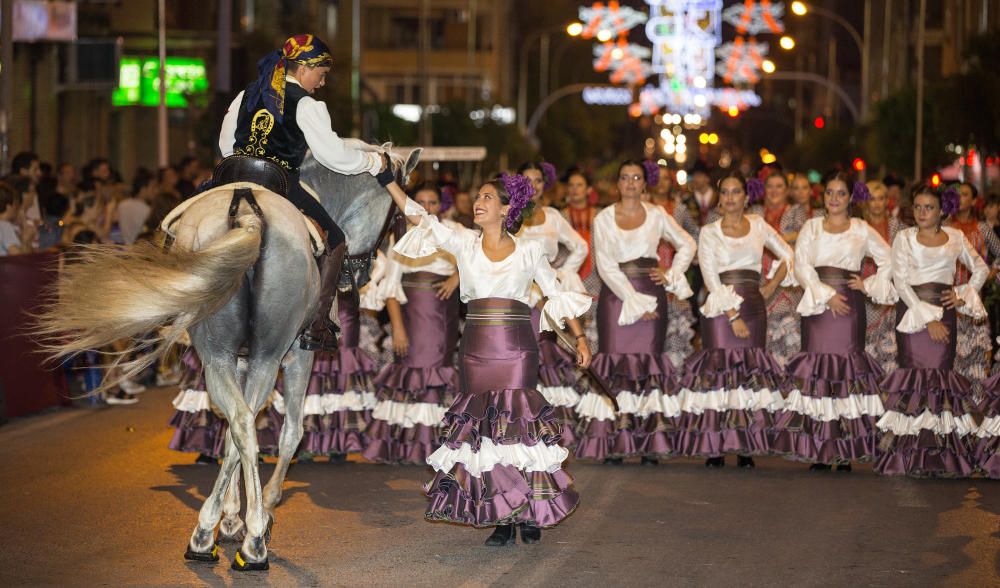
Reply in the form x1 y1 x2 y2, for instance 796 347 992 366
765 174 788 208
718 177 746 214
473 183 508 228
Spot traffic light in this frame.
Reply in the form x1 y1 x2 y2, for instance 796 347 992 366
852 158 865 172
813 116 825 129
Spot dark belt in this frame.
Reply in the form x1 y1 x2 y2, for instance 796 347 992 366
719 269 761 286
815 266 859 286
466 298 532 325
911 282 951 305
619 258 659 277
401 271 450 290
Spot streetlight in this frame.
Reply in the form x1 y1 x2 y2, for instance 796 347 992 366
791 1 807 16
762 59 776 73
779 36 795 50
566 22 583 37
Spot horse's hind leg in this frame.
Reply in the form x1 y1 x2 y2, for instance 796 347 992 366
218 434 245 542
186 432 240 560
263 347 312 514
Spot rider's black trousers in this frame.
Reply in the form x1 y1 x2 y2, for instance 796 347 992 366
287 171 345 249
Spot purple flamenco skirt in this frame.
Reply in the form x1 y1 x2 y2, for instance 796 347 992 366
425 298 578 529
576 259 677 460
972 372 1000 478
875 284 976 478
531 307 582 449
364 272 459 464
772 268 885 464
675 270 785 458
300 289 376 457
168 348 284 459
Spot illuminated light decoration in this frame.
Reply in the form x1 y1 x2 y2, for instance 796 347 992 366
813 116 825 128
675 152 688 163
761 59 775 73
597 29 614 42
852 157 866 172
779 35 795 50
579 2 649 39
567 22 585 36
629 103 644 117
727 105 740 117
699 132 710 144
762 152 777 164
582 86 634 105
716 36 769 85
721 0 785 35
708 133 719 144
930 173 941 187
791 1 807 16
592 41 653 85
676 169 688 184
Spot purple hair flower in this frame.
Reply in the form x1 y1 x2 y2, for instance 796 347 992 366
941 185 960 217
747 177 765 204
502 173 534 229
642 160 660 187
440 185 455 213
851 181 871 203
541 162 558 191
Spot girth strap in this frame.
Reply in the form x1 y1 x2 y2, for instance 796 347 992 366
229 187 265 229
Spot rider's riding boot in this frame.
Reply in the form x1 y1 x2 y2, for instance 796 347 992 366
300 242 346 352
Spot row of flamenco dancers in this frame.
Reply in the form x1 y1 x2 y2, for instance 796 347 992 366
168 162 1000 480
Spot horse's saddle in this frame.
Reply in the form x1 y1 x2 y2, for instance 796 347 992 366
212 155 288 196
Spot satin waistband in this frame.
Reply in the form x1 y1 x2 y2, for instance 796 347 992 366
720 269 761 286
619 258 659 277
815 266 860 285
401 271 450 289
466 298 532 325
911 282 950 305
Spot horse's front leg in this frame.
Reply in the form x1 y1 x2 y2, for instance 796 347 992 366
218 434 245 543
263 347 313 514
185 424 240 561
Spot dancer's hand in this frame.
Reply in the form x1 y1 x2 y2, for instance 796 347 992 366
641 311 659 321
435 274 460 300
392 329 409 357
576 337 592 369
847 274 866 291
759 282 777 300
730 317 750 339
940 289 965 309
649 268 669 286
828 294 851 317
927 320 950 343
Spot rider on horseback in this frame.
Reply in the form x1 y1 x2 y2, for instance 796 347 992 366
218 34 391 352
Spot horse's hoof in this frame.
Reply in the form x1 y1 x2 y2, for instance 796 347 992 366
231 549 269 571
184 543 219 563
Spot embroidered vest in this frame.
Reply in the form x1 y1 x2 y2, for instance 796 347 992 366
233 83 309 171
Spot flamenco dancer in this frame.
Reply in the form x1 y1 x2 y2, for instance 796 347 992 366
876 185 988 478
862 181 903 376
975 347 1000 478
676 172 794 468
363 183 463 464
771 173 897 471
386 170 591 546
517 162 590 447
575 160 696 464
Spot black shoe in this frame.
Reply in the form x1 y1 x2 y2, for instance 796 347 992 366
194 453 217 465
640 456 659 466
705 457 725 468
484 524 516 546
809 463 832 472
603 457 624 466
329 453 347 464
737 455 755 469
836 463 852 473
519 523 541 544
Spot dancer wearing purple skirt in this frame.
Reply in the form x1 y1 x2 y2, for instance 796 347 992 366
771 172 897 471
575 160 696 465
676 171 795 468
386 170 592 546
876 184 988 478
517 162 590 448
363 183 463 464
975 353 1000 478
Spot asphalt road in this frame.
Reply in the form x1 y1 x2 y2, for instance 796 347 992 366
0 387 998 587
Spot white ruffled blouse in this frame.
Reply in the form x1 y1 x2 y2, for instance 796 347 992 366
358 249 388 311
794 217 898 316
393 198 592 331
891 226 988 333
593 202 697 326
518 206 589 294
698 214 796 318
375 219 463 308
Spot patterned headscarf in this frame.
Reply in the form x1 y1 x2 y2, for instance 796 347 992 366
245 34 333 123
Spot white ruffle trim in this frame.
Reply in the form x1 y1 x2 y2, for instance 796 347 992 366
876 409 977 436
371 399 447 427
699 285 744 318
955 283 987 320
896 300 943 334
975 415 1000 438
863 273 898 306
664 267 694 300
426 437 569 478
393 204 450 258
556 268 588 295
539 291 593 331
303 390 377 415
172 389 210 413
618 291 659 326
375 277 407 308
538 385 581 408
677 387 785 414
767 260 798 287
780 390 885 422
574 389 680 420
796 281 836 317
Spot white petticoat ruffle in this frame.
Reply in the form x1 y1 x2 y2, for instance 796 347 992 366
303 390 377 415
574 389 680 420
426 437 569 478
975 415 1000 438
876 409 978 436
676 387 785 414
538 385 581 408
780 390 885 422
172 389 210 413
371 399 448 428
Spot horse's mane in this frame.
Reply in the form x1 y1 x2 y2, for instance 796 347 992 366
342 138 407 171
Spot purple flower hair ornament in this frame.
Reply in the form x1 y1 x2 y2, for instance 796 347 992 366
851 181 871 203
941 185 960 217
439 185 455 213
541 162 558 191
746 177 765 204
502 173 535 229
642 160 660 187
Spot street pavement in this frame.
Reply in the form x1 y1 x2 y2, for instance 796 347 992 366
0 387 998 587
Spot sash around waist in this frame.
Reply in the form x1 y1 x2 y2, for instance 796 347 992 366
466 298 532 324
815 266 860 286
619 258 659 277
719 269 761 286
401 271 451 289
911 282 951 305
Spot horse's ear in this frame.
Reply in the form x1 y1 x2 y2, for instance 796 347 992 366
404 148 422 179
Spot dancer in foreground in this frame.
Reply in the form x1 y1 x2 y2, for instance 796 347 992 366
385 168 592 545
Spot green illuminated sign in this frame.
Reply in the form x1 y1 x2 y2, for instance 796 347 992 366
112 56 208 107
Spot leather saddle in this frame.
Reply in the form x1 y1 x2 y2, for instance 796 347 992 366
213 155 288 197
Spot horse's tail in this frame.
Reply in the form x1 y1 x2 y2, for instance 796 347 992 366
33 213 264 393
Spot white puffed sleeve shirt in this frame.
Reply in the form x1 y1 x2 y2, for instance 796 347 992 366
592 202 697 326
698 214 796 318
518 206 590 294
891 227 988 333
393 199 592 331
794 217 898 316
219 78 382 175
375 219 463 307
